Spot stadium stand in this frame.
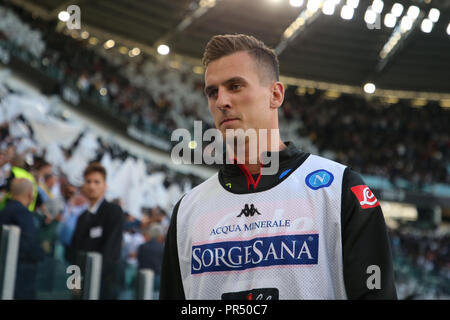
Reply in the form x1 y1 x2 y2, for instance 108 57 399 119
1 3 449 188
0 67 200 299
0 1 448 300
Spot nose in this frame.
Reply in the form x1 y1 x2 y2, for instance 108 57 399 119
215 87 232 111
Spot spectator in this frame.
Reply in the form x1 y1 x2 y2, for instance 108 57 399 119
57 176 88 261
138 223 165 294
1 154 38 212
67 162 124 300
120 223 144 299
4 2 449 187
36 161 56 202
38 196 64 256
123 221 145 268
33 162 61 256
0 178 44 299
388 225 450 299
0 3 448 300
0 142 13 190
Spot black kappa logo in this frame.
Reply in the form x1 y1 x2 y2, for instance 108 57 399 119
237 204 261 217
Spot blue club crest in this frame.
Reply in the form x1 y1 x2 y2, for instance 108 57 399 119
305 169 334 190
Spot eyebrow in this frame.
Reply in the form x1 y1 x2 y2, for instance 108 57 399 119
204 76 247 96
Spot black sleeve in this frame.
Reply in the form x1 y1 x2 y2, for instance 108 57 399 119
159 198 186 300
99 204 124 299
101 204 124 265
341 167 397 299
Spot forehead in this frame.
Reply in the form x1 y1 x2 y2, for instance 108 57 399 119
204 51 259 85
85 172 105 181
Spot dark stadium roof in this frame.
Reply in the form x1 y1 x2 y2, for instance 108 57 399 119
18 0 450 94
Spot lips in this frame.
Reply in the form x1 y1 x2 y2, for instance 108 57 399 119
220 117 240 126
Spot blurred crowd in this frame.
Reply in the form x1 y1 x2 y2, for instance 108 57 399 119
1 2 208 140
0 2 449 300
388 225 450 299
390 226 449 275
0 81 201 299
0 120 197 299
0 157 165 299
284 91 450 188
1 3 449 189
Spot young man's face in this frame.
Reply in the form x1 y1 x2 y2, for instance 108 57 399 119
204 51 283 138
44 174 57 189
83 172 106 203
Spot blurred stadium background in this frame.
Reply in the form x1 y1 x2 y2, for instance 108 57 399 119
0 0 449 299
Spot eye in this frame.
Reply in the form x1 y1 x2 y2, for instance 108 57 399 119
230 83 241 91
207 89 218 99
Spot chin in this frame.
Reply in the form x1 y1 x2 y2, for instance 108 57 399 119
222 123 245 133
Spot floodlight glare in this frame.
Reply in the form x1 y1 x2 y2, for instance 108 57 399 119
58 11 70 22
384 13 396 28
322 0 336 15
289 0 304 7
363 83 376 94
157 44 170 55
340 5 354 20
407 6 420 20
420 18 433 33
428 8 440 23
371 0 384 14
391 3 403 17
364 9 377 25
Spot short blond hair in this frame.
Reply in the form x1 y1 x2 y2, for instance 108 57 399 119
202 34 279 83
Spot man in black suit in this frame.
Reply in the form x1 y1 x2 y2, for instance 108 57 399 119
0 178 43 299
67 162 124 300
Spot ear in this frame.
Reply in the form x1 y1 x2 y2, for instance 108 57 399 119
269 81 285 109
28 189 34 203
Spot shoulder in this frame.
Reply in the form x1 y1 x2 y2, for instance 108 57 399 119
1 202 33 226
340 167 376 198
179 173 219 206
306 154 348 171
298 154 348 190
188 173 219 194
0 204 14 221
74 209 89 223
342 167 366 186
298 153 348 183
341 167 369 202
100 200 124 218
143 241 156 250
100 200 121 211
6 201 29 216
340 167 383 225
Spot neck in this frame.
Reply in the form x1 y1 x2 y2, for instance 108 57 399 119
12 196 29 208
88 197 102 208
226 132 286 175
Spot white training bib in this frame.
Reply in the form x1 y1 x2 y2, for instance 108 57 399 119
176 155 348 299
